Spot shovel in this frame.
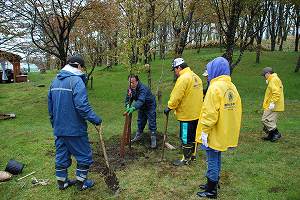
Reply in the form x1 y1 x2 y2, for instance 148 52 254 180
94 125 120 193
161 113 169 161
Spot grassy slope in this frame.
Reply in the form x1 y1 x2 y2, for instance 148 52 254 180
0 49 299 200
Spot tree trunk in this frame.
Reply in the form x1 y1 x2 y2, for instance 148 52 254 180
255 0 270 63
113 31 118 65
218 0 242 68
265 24 270 40
277 3 284 45
197 23 204 53
143 0 155 65
279 4 291 51
207 24 212 41
223 12 239 66
268 1 278 51
159 21 167 60
295 55 300 72
174 26 189 57
294 6 300 52
223 40 234 66
172 0 196 80
256 37 262 64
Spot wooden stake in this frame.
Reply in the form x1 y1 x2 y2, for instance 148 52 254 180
165 142 176 150
17 171 36 181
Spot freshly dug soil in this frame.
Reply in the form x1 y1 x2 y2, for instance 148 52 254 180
91 132 178 192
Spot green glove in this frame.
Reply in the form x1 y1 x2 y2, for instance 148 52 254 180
125 104 130 109
126 106 136 114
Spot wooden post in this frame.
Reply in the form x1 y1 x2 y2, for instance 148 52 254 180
120 113 132 158
13 62 20 83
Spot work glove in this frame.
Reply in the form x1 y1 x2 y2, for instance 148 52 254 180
164 107 171 115
126 106 136 114
268 102 275 110
201 132 208 147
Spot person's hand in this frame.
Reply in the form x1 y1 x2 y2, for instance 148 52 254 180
201 132 208 147
164 107 171 115
268 102 275 110
125 104 130 109
126 106 136 114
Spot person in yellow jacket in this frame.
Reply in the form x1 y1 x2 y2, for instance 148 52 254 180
164 58 203 166
261 67 284 142
195 57 242 199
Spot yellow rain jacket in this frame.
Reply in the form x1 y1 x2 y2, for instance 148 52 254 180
263 73 284 111
196 75 242 151
168 67 203 121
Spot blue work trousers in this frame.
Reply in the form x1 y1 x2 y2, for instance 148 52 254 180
137 103 157 133
202 145 221 182
55 136 93 169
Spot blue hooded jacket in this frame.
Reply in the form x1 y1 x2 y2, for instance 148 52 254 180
48 65 101 137
207 57 230 82
125 82 156 110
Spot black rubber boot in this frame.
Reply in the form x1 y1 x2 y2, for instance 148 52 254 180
76 179 95 191
172 156 189 166
270 128 281 142
57 179 77 190
197 179 218 199
150 131 157 149
172 145 193 166
131 131 142 143
199 177 220 190
262 126 273 141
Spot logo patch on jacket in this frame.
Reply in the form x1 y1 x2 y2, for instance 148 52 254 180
224 89 236 109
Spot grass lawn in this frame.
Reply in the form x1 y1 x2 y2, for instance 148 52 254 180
0 49 299 200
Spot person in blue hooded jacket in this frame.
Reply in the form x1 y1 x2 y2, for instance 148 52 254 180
195 57 242 198
124 75 157 149
48 55 102 191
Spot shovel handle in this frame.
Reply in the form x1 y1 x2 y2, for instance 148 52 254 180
95 124 110 169
161 114 169 160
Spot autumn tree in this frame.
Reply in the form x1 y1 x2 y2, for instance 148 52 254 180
0 1 27 50
192 0 217 53
212 0 265 70
6 0 89 68
254 0 271 63
170 0 198 57
268 0 280 51
70 0 120 69
278 3 292 51
291 1 300 51
212 0 242 67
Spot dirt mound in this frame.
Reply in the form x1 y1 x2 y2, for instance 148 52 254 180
91 132 178 172
90 131 178 192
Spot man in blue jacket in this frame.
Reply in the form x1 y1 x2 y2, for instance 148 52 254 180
48 55 102 191
125 75 157 149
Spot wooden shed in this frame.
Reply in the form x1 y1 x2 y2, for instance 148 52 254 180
0 50 27 83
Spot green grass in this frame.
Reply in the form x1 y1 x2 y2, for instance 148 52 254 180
0 49 299 200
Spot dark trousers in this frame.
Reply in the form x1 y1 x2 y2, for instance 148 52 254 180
137 103 157 133
55 136 93 169
179 120 198 145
